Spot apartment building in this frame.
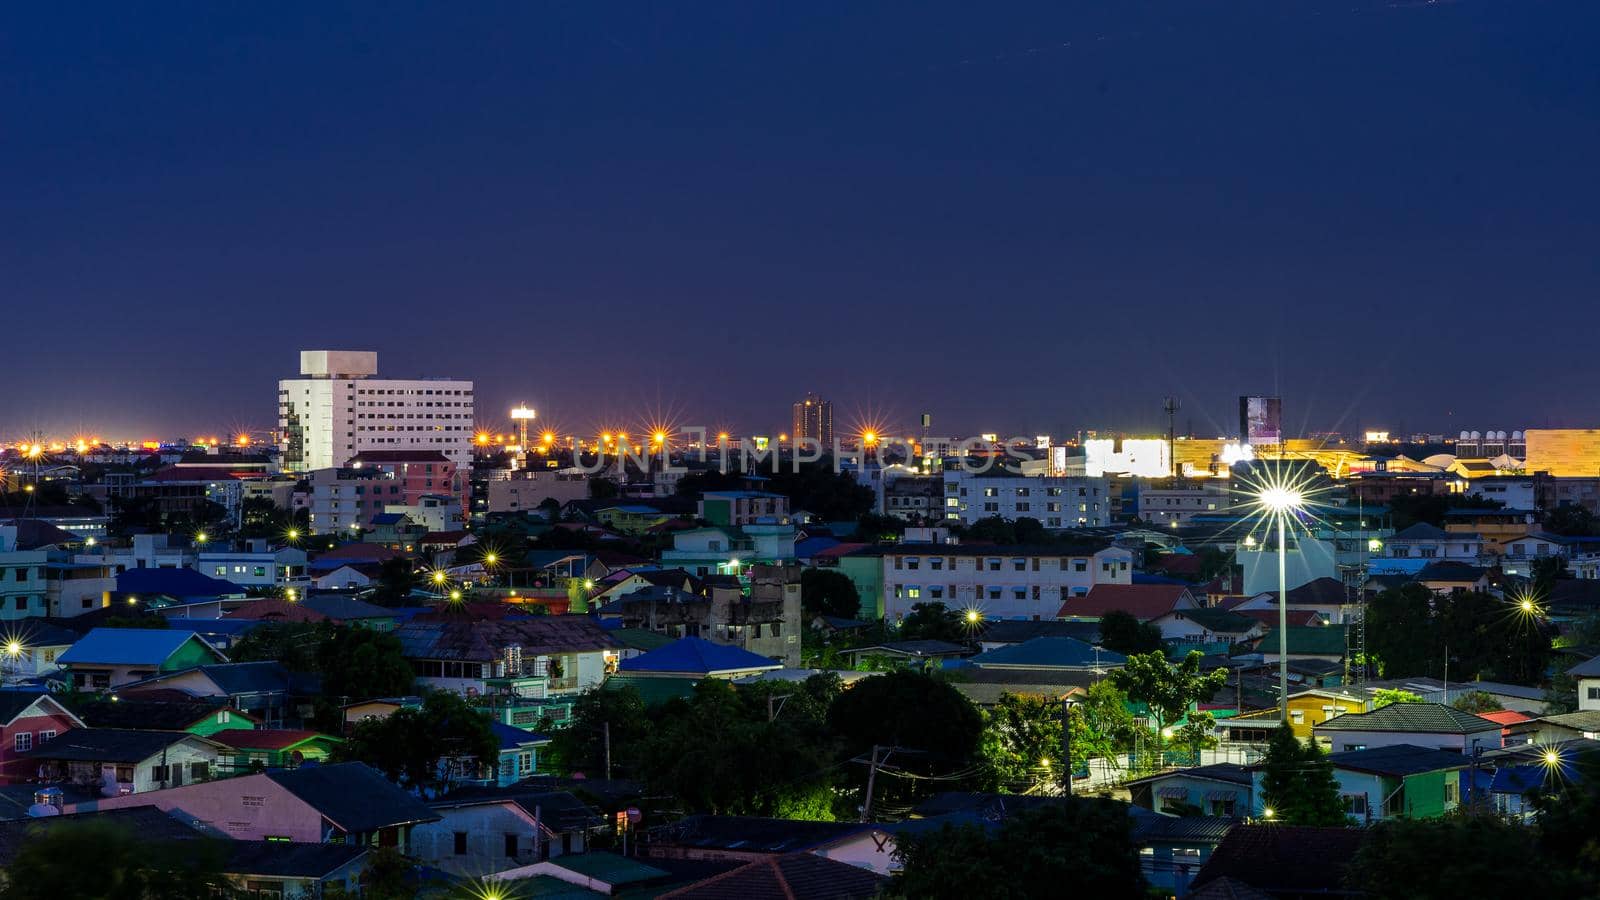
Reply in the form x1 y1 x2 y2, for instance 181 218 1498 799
941 470 1110 528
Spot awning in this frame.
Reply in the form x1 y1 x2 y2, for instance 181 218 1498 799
1157 786 1188 799
1205 789 1237 801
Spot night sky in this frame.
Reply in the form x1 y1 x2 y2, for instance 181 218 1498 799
5 1 1599 442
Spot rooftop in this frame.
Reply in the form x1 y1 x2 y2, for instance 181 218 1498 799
57 628 217 667
968 636 1125 670
1316 702 1497 734
1324 744 1472 776
265 761 440 833
617 636 781 675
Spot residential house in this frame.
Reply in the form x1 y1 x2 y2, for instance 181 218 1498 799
596 564 803 667
643 815 895 875
299 594 401 630
1253 625 1348 666
211 729 341 772
113 567 248 610
1443 508 1538 556
1377 523 1485 568
0 620 80 679
68 760 440 851
22 729 227 794
193 542 309 591
1058 583 1199 623
1570 653 1600 711
1229 577 1363 624
1127 763 1253 817
1188 825 1367 899
966 636 1126 674
58 628 228 690
616 636 784 681
489 722 550 787
1313 702 1500 754
393 615 622 697
415 788 601 875
1127 812 1238 897
486 853 673 896
1312 744 1470 823
1149 607 1265 648
117 661 315 728
1414 561 1493 595
1504 710 1600 745
219 841 371 899
0 691 83 783
698 491 790 527
73 695 259 737
973 618 1101 652
841 640 969 669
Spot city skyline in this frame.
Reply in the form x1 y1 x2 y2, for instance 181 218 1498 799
6 2 1600 435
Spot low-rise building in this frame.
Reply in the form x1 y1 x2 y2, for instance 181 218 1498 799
393 616 622 697
22 729 228 794
941 470 1110 529
0 691 84 783
859 542 1132 622
416 788 601 875
58 628 228 690
1312 702 1500 754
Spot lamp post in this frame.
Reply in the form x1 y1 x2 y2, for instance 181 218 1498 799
1061 696 1078 799
1258 485 1305 725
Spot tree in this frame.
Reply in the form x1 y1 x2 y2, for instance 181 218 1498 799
829 670 984 809
892 800 1144 899
1257 724 1349 826
964 516 1016 544
980 692 1063 792
1451 690 1504 714
545 685 652 777
588 476 619 500
1543 504 1597 538
1107 650 1228 738
1012 516 1047 544
1097 609 1164 656
1365 583 1438 678
1349 815 1562 898
341 690 498 790
1371 687 1424 708
764 463 875 522
801 568 863 620
898 602 965 642
368 557 420 606
362 845 418 899
4 819 231 900
317 627 416 703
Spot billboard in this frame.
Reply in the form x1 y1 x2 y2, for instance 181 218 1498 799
1240 396 1282 447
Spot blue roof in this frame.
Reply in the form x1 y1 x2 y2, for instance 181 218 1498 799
968 636 1127 670
617 636 782 675
490 721 551 750
116 568 244 599
58 628 215 667
370 513 406 525
794 536 842 558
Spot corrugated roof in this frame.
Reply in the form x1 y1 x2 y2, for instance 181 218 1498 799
21 729 215 763
265 762 440 832
969 636 1126 670
657 852 886 900
1059 584 1195 620
394 616 621 662
58 628 217 667
1325 744 1471 776
1317 702 1496 734
616 636 780 675
116 568 244 598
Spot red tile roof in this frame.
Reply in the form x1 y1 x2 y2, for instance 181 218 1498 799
1476 710 1532 726
1058 584 1196 621
211 729 330 751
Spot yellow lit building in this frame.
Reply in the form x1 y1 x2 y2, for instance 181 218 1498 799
1524 429 1600 477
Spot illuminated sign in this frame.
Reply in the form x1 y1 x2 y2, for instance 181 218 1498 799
1219 442 1255 466
1084 438 1171 478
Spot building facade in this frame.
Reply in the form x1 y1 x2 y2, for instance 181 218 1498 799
869 543 1134 621
278 350 474 474
942 471 1111 528
791 393 834 450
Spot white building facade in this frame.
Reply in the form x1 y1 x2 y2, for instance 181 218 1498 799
278 350 474 474
881 545 1133 621
941 471 1111 529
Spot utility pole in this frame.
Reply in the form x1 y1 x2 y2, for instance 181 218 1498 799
603 721 612 780
862 745 890 822
1164 397 1181 480
1061 698 1075 800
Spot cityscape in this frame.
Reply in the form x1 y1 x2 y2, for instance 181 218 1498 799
5 2 1600 900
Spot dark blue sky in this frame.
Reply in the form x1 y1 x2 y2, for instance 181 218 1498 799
5 1 1599 441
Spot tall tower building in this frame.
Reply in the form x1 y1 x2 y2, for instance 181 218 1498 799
792 393 834 449
277 350 475 473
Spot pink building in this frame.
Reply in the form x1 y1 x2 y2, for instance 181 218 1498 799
348 450 463 522
0 692 84 784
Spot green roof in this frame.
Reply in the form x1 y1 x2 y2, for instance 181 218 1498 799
601 673 700 707
1259 625 1347 656
546 851 668 885
1317 702 1498 734
498 875 604 898
610 628 676 652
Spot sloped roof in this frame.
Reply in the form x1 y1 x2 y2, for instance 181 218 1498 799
1256 625 1347 656
489 721 551 751
0 691 76 728
654 815 871 854
58 628 217 667
394 616 621 663
609 627 677 652
1233 608 1323 628
299 594 396 621
198 661 297 695
8 619 82 647
224 841 368 878
1191 825 1364 895
543 851 669 886
21 728 216 762
265 761 439 832
1162 607 1260 634
969 636 1126 670
1127 762 1252 788
975 619 1100 645
1282 577 1353 606
658 852 886 900
1390 522 1450 541
1416 562 1489 583
0 806 200 866
116 568 244 599
75 695 240 731
617 636 781 675
1184 876 1273 900
0 519 82 549
1325 744 1472 776
1567 653 1600 678
223 598 331 624
1316 702 1497 734
211 729 334 751
1059 584 1195 620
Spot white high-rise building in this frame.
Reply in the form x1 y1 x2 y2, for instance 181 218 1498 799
277 350 474 474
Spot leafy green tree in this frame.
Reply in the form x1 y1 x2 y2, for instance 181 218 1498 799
828 670 984 809
1097 609 1164 656
1107 650 1227 738
1349 814 1562 898
368 557 420 606
341 690 499 790
317 627 417 702
545 685 652 777
1012 516 1048 544
764 463 876 522
1073 680 1138 763
964 516 1017 544
1543 671 1580 714
1257 724 1348 825
801 568 863 620
1542 504 1597 538
979 692 1063 792
4 820 232 900
588 476 619 499
1372 687 1424 708
362 845 419 899
898 602 964 642
1366 583 1438 678
892 800 1144 899
1451 690 1504 714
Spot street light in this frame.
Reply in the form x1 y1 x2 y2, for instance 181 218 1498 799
1243 468 1313 726
195 531 208 545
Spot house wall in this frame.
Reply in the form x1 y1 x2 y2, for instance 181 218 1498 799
1400 769 1462 819
1138 775 1251 817
69 774 323 841
881 547 1133 621
0 709 79 783
162 637 225 672
1313 727 1500 755
414 802 576 876
812 832 898 875
1579 676 1600 712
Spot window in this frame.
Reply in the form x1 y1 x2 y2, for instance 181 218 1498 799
1444 782 1459 804
218 711 232 724
1588 686 1600 700
454 832 468 855
38 730 55 743
1343 794 1368 816
1210 797 1236 816
505 833 519 858
151 764 170 782
190 762 208 781
1290 710 1304 724
12 733 30 752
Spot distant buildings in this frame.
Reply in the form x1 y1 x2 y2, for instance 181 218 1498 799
941 470 1110 529
278 350 474 474
791 392 833 449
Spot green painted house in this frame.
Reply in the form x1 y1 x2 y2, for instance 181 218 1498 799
1252 744 1468 823
58 628 229 690
212 729 342 771
75 696 262 736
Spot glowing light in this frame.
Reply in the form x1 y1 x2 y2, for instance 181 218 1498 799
433 571 448 585
717 432 730 442
483 552 498 566
1544 749 1561 766
449 589 463 602
285 588 298 601
964 609 981 624
1258 486 1304 512
476 432 492 446
1243 535 1257 548
1522 598 1535 613
1368 538 1382 552
1262 807 1275 819
287 529 300 541
541 431 555 445
653 431 667 444
862 431 878 446
128 596 139 605
583 579 595 589
195 531 208 545
85 537 96 547
5 641 21 656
